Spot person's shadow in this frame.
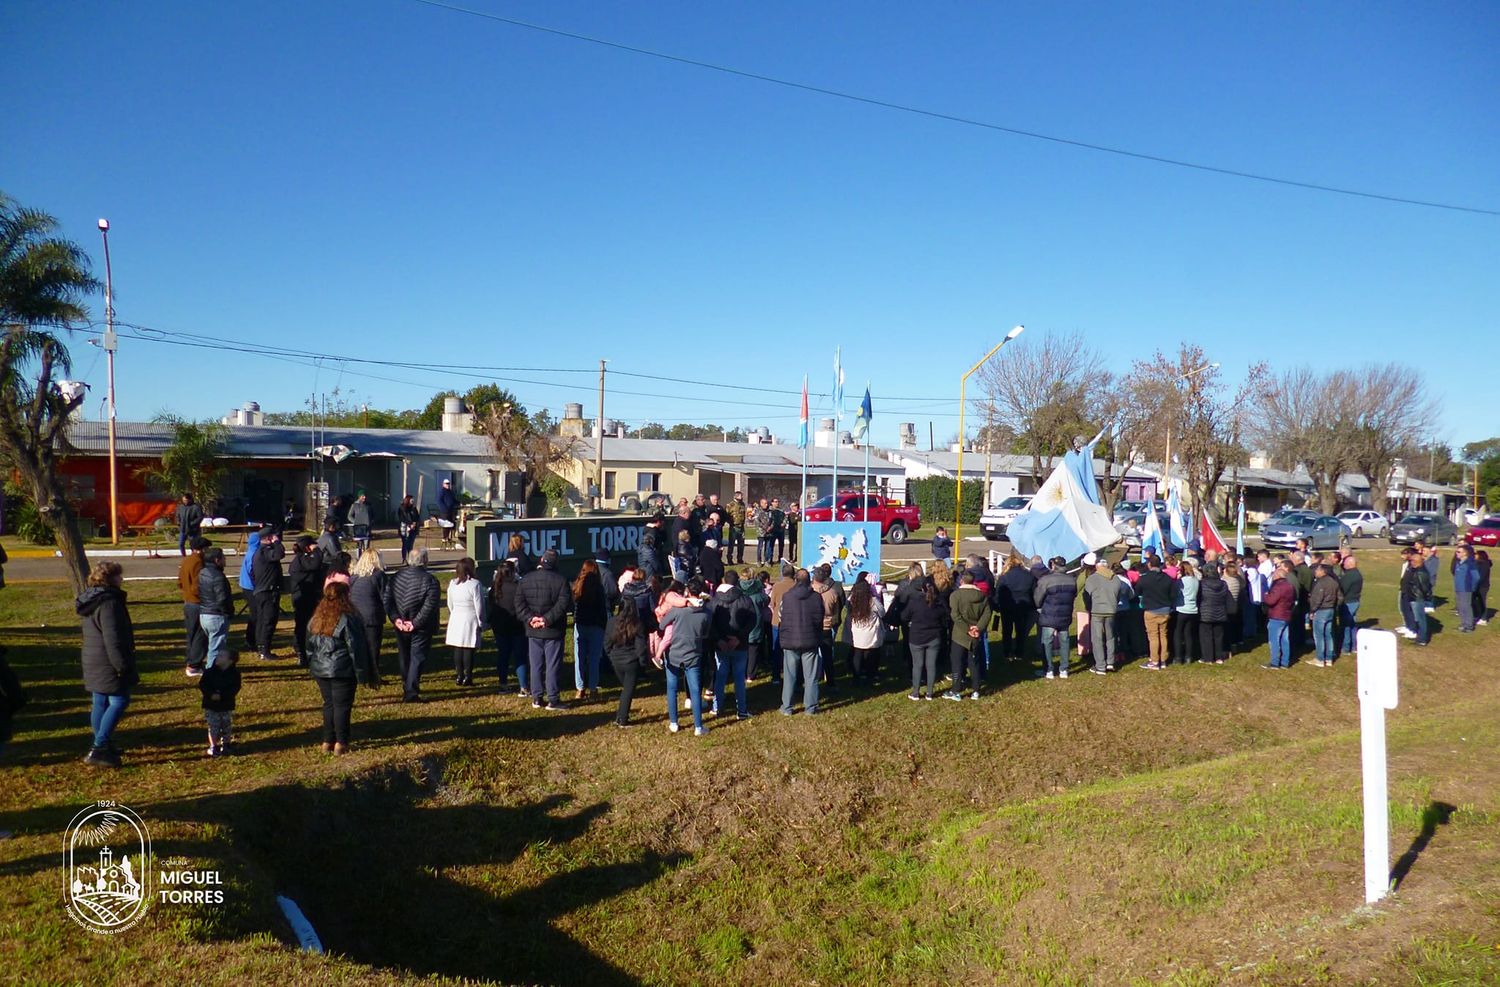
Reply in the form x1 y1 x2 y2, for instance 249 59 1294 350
1390 800 1456 890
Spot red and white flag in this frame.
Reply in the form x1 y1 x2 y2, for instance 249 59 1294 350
1200 507 1230 555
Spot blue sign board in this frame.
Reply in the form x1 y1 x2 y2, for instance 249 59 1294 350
800 521 881 585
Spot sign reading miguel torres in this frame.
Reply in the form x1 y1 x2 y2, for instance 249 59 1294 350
469 515 649 577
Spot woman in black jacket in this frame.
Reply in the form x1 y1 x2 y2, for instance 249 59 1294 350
487 562 528 695
902 577 948 700
1196 563 1231 665
348 548 388 671
306 582 380 754
604 599 654 727
287 536 327 667
996 554 1038 660
77 561 138 767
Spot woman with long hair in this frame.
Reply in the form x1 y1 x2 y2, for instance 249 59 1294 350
604 594 654 726
997 552 1037 661
505 533 535 575
307 582 380 754
397 494 421 558
1173 560 1200 665
445 557 485 686
348 547 388 672
571 559 608 700
77 561 138 767
487 561 528 695
842 575 887 683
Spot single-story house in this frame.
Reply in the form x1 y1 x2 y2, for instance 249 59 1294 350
883 449 1158 506
1131 463 1468 521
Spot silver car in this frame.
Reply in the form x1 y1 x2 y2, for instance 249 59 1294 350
1389 513 1458 546
1260 513 1351 550
1336 509 1389 538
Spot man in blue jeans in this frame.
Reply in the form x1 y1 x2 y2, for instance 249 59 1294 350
1262 563 1296 668
1337 554 1364 654
708 571 759 719
777 569 823 714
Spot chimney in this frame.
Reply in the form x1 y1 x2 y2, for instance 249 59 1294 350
898 422 917 451
559 402 586 438
440 396 474 433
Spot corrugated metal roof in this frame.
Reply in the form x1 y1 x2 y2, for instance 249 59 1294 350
887 449 1154 480
65 421 495 460
557 436 904 472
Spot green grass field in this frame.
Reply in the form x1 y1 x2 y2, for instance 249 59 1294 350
1 548 1497 985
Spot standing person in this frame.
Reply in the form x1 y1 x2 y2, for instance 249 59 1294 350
947 570 991 698
316 520 342 566
660 579 713 735
1421 543 1440 614
740 568 771 680
287 535 327 668
753 498 774 564
198 649 240 758
1196 562 1230 665
768 562 797 686
1221 559 1244 651
708 570 758 719
638 515 665 581
698 538 726 589
1240 553 1266 643
785 500 801 562
811 564 845 688
177 536 210 677
604 596 653 727
437 477 459 528
571 559 608 701
1308 563 1344 666
446 557 485 686
397 494 421 559
1289 551 1313 655
769 498 787 561
517 549 572 710
307 582 381 754
1136 557 1175 670
197 547 233 673
1262 562 1296 668
347 492 372 558
778 569 824 715
886 562 926 680
324 552 351 588
1337 555 1364 654
1172 560 1201 665
238 526 262 652
486 561 528 695
931 526 953 563
77 561 138 768
386 547 440 702
1475 550 1492 626
996 553 1037 661
902 576 946 699
504 533 536 575
1082 559 1121 675
348 548 388 676
251 528 286 661
1453 545 1480 633
842 576 887 684
726 490 748 565
175 493 205 556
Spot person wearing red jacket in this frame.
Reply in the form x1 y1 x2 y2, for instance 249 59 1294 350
1262 562 1297 669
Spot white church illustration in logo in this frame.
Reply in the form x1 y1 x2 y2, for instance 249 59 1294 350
65 803 151 933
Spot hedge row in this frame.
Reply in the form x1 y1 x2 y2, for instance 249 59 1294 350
907 477 988 526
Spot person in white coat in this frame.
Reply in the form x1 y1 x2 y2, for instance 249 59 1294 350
445 557 486 686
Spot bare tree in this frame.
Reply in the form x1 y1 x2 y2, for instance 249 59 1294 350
975 332 1103 488
1093 381 1162 513
1253 368 1364 515
1134 345 1266 521
1347 364 1436 516
479 401 572 516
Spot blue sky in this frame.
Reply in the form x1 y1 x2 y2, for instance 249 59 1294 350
4 0 1496 450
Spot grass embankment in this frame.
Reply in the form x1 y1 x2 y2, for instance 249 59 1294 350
1 548 1497 985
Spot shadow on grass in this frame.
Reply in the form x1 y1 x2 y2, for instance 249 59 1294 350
1 761 681 985
1391 800 1457 890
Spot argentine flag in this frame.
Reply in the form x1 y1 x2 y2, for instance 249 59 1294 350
1006 437 1120 563
1167 482 1189 549
1140 502 1166 560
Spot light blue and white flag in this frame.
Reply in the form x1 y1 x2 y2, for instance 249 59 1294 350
1167 481 1190 549
1140 500 1166 560
1235 491 1246 556
1006 456 1121 563
833 348 846 421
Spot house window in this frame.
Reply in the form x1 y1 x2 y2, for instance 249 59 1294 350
636 472 661 492
488 470 500 501
604 471 617 501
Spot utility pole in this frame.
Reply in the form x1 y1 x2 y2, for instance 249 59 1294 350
595 359 606 511
98 219 119 545
983 397 995 506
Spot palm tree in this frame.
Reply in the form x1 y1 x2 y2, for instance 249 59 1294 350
0 191 101 591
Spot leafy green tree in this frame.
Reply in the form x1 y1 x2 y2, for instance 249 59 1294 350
634 422 667 440
0 192 100 590
135 415 228 500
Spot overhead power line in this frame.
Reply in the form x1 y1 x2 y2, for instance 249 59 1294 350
408 0 1498 217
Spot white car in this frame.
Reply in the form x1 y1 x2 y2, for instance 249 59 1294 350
1458 506 1490 527
1336 509 1389 538
979 495 1033 540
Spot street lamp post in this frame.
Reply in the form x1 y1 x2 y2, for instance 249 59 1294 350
98 219 119 545
1160 361 1219 502
955 325 1024 543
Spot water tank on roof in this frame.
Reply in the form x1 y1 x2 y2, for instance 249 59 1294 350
564 403 584 420
443 396 464 414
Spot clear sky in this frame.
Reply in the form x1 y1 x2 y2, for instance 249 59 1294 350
4 0 1496 450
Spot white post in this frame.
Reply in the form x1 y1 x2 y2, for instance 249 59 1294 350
1356 627 1399 904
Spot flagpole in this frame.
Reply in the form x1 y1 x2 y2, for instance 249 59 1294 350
832 349 841 511
862 381 871 512
800 374 809 508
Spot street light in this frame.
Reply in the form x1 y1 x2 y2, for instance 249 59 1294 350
1160 361 1219 500
98 218 119 545
955 324 1024 543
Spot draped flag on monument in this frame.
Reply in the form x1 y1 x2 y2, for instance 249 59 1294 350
797 376 809 449
1006 432 1119 562
1140 500 1166 560
1200 507 1230 556
853 386 871 440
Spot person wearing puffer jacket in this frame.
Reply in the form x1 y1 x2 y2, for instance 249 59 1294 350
660 580 714 735
306 582 380 754
1033 557 1077 679
197 547 234 668
708 573 760 719
1307 563 1344 667
77 561 138 768
1196 562 1231 665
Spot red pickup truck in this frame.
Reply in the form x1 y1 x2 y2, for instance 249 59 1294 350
801 493 922 544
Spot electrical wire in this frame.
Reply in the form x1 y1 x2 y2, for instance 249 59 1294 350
408 0 1499 217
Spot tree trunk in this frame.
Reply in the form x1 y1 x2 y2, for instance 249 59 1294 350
19 463 90 592
1316 479 1339 517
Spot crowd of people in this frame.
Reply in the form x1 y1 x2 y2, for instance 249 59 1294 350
55 490 1495 768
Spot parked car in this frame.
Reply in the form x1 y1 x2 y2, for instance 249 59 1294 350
1260 513 1352 550
1112 498 1168 524
618 491 673 514
1261 505 1313 527
979 495 1034 540
1464 516 1500 548
1458 506 1490 527
1336 509 1389 538
1389 513 1458 546
802 492 921 543
1114 509 1171 548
